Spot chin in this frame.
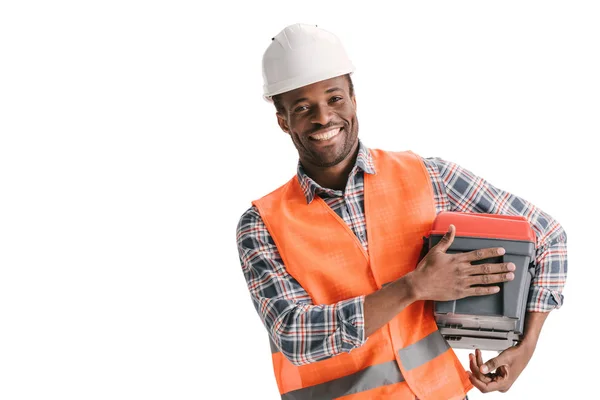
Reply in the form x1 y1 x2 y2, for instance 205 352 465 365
313 151 347 168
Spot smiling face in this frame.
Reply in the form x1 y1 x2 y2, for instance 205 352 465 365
274 75 359 168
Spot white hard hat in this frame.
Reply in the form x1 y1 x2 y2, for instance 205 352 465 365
262 24 355 101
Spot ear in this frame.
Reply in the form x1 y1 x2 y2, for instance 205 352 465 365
352 95 357 111
276 112 291 135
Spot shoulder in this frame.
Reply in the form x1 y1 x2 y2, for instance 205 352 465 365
416 155 469 181
236 206 266 247
369 148 454 170
419 155 455 171
237 205 264 232
238 205 263 225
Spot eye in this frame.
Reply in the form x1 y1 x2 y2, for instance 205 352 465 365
294 105 309 113
330 96 343 103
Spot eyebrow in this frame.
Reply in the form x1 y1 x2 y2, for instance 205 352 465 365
325 87 343 94
290 87 344 108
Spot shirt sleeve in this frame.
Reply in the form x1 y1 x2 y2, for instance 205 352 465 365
236 206 366 366
425 157 568 312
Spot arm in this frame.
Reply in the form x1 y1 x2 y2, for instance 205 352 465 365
238 206 514 361
237 206 368 366
367 225 518 337
364 276 417 337
426 157 568 313
427 157 568 391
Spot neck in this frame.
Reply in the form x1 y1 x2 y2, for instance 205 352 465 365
302 140 360 191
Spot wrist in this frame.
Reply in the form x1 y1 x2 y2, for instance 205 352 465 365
402 271 422 302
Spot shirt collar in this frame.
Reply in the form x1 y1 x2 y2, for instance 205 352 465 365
296 140 376 204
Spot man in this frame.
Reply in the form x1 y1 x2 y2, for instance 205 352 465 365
237 24 567 399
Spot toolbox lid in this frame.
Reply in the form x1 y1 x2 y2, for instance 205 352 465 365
430 212 536 243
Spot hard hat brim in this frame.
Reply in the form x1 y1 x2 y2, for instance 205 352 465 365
263 69 355 103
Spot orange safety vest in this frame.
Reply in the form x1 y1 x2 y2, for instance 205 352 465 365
253 149 472 400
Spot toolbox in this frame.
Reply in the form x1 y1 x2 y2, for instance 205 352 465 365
428 212 536 351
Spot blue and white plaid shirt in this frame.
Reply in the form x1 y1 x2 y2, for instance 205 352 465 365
236 141 567 367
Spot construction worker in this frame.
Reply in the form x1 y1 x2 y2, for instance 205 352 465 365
236 23 567 399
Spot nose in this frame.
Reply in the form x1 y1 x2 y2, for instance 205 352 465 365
310 103 333 126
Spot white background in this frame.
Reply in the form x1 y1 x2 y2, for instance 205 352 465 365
1 1 598 399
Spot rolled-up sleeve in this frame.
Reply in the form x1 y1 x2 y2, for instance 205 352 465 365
237 206 366 366
426 157 568 312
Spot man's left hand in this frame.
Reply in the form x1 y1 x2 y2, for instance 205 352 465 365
467 343 535 393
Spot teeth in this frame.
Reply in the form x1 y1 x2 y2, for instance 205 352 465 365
310 128 340 141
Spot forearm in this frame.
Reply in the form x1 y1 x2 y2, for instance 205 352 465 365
271 273 419 362
263 296 366 365
364 274 418 337
520 311 550 352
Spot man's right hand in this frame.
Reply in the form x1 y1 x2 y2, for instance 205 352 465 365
408 224 515 302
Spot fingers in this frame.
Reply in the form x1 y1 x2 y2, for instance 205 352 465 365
463 285 501 297
465 271 514 286
460 246 505 262
434 224 455 253
468 349 510 393
476 348 485 370
480 352 509 374
498 365 510 381
466 262 516 276
469 352 491 383
468 372 503 393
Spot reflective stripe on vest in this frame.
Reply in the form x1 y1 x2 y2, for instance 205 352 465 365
398 330 450 371
272 330 449 399
281 360 404 400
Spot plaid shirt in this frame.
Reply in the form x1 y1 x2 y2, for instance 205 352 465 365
236 141 567 368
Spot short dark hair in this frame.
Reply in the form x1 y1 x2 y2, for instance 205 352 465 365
272 74 354 115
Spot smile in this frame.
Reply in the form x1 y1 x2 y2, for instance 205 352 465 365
309 127 342 141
